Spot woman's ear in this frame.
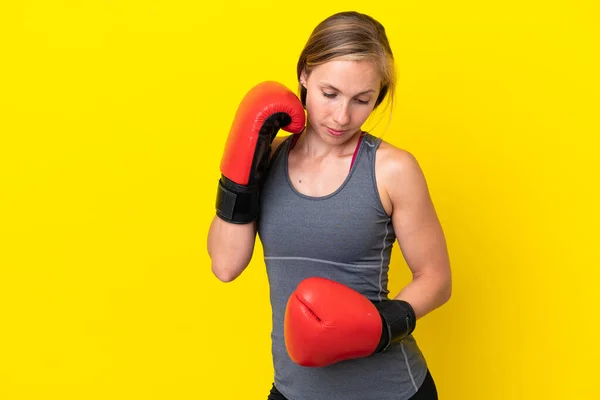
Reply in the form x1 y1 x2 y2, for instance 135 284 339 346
299 68 308 88
298 68 309 108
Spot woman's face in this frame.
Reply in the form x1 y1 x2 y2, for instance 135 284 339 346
301 59 382 144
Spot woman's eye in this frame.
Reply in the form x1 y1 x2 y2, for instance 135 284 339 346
321 91 369 104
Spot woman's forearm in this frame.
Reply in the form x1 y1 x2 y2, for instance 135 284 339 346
393 270 452 320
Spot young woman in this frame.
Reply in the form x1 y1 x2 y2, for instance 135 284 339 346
208 11 452 400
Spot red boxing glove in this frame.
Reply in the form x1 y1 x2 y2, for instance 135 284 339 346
216 81 305 224
284 277 416 367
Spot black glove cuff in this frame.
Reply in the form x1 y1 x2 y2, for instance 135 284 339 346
373 300 417 353
215 176 259 224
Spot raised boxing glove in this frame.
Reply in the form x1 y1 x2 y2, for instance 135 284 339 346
216 81 305 223
284 276 416 367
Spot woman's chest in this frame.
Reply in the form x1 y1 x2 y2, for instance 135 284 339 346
286 155 352 198
258 191 392 262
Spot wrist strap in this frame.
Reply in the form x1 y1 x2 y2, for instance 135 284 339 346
373 300 417 353
215 176 259 224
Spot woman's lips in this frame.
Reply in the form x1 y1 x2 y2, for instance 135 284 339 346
327 127 345 136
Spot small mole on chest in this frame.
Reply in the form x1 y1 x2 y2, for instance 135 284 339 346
299 180 302 183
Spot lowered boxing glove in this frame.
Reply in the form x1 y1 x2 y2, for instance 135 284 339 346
284 276 416 367
216 81 305 224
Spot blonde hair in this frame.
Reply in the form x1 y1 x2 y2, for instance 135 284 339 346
296 11 396 118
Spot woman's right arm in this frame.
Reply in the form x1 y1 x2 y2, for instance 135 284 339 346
205 82 305 282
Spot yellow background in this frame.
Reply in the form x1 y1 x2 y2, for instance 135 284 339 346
1 1 598 399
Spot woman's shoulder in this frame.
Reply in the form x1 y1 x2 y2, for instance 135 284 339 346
374 138 422 178
373 137 429 214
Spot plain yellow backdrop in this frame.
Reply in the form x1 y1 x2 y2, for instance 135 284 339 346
1 1 598 399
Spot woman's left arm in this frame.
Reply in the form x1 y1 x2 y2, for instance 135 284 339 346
379 145 452 320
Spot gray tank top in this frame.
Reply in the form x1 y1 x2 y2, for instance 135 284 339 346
257 132 429 400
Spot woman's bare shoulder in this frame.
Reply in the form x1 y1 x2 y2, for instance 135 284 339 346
375 140 422 178
374 139 429 215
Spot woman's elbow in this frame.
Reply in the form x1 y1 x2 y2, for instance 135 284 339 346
441 275 452 304
211 263 239 283
210 255 250 283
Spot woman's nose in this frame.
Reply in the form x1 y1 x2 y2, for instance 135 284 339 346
332 102 350 126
